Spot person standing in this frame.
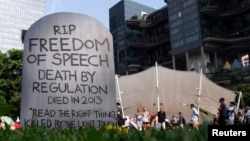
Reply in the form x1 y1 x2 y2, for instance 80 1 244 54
218 97 227 125
243 106 250 125
142 107 151 131
190 104 199 130
116 102 123 126
227 101 236 125
134 107 143 131
157 106 166 130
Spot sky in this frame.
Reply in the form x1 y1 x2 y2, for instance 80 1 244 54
45 0 166 29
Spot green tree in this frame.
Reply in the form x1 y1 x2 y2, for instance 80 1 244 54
234 83 250 108
0 49 23 117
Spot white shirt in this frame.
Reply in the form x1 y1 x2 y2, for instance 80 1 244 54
191 107 199 122
228 106 235 121
142 112 150 122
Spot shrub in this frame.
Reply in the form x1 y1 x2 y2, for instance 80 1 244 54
0 123 209 141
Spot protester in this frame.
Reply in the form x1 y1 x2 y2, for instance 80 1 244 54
218 97 227 125
178 112 185 129
157 106 166 130
122 116 131 128
234 111 244 125
134 107 143 131
243 106 250 125
226 101 236 125
170 115 179 128
142 107 151 131
116 102 124 126
190 104 199 130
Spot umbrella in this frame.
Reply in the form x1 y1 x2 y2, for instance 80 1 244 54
0 116 14 125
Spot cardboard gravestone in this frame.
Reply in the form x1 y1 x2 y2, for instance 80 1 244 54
21 12 117 129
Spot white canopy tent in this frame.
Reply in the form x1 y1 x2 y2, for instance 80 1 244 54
116 64 236 123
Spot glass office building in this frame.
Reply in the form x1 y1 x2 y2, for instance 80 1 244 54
167 0 203 71
0 0 45 52
109 0 156 75
167 0 250 72
110 0 250 75
126 6 171 73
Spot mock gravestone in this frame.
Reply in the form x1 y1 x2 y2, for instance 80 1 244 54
21 12 117 129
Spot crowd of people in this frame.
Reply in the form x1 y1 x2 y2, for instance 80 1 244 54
116 97 250 131
116 102 200 131
2 98 249 131
214 97 250 125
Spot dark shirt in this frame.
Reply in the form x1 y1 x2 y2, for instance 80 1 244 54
218 102 227 125
157 111 166 123
219 102 227 117
117 107 123 126
178 115 185 124
117 107 123 118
